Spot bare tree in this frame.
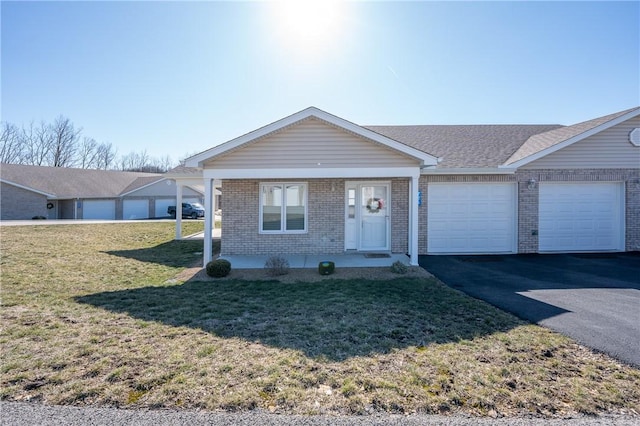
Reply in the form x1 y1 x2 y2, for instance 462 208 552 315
77 137 99 169
49 116 81 167
95 142 117 170
0 122 23 164
22 121 53 166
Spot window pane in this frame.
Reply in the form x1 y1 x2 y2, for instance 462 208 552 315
262 185 282 231
285 184 305 231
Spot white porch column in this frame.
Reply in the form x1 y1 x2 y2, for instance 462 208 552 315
409 173 420 266
175 183 183 240
203 178 213 266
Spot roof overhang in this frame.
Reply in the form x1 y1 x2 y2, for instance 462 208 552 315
0 179 56 198
503 107 640 168
185 107 439 168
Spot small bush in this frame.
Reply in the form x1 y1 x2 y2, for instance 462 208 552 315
32 216 46 220
390 260 408 274
318 261 335 275
206 259 231 278
264 255 289 276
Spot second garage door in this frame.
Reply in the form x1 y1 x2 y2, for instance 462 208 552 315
123 199 149 220
539 182 624 252
83 200 116 220
428 183 517 254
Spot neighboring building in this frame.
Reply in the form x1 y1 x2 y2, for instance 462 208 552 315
182 106 640 265
0 164 203 220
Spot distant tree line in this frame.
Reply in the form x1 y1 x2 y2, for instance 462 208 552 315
1 116 176 173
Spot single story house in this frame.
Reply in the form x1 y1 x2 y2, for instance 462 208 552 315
181 106 639 266
0 163 204 220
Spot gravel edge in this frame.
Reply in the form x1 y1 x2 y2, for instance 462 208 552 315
1 402 638 426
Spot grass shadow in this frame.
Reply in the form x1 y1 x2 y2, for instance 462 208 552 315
76 277 523 362
104 239 219 268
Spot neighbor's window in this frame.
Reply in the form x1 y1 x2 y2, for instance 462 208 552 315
260 183 307 233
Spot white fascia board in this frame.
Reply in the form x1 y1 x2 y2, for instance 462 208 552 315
504 107 640 168
119 178 166 197
203 167 421 180
0 179 56 198
185 107 438 168
421 168 516 175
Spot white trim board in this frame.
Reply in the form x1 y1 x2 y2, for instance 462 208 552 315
202 167 422 180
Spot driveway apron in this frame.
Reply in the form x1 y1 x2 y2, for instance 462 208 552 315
419 253 640 367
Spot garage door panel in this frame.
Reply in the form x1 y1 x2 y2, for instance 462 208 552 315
539 183 623 252
123 199 149 220
83 200 116 220
428 183 516 254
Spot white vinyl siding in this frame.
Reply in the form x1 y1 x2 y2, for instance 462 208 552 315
82 200 116 220
428 183 516 254
260 183 307 234
206 118 418 169
526 117 640 169
539 182 624 252
123 199 149 220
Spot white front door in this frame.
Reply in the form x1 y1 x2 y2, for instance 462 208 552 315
359 184 390 251
345 183 391 251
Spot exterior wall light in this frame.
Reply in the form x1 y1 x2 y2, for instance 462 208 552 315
527 178 537 189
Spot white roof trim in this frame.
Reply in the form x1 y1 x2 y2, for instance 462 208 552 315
119 177 167 197
422 168 516 175
0 179 56 198
503 107 640 168
202 166 421 180
185 107 439 168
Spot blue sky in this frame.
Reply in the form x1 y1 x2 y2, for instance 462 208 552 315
2 1 639 163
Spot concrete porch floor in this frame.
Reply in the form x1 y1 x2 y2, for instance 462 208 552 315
182 230 411 268
218 253 411 269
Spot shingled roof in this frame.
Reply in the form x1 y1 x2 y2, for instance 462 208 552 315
366 124 562 168
367 107 639 168
0 163 163 198
505 107 640 166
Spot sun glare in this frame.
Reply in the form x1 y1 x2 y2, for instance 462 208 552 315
271 0 347 58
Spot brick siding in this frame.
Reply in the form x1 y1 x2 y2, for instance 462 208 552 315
1 182 48 220
222 178 411 256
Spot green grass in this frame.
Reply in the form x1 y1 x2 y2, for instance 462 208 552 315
1 222 639 417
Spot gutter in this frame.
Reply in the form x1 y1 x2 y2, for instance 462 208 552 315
421 167 517 175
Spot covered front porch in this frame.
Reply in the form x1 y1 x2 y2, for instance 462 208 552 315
177 107 439 267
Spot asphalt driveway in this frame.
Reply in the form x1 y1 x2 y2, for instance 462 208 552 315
419 253 640 367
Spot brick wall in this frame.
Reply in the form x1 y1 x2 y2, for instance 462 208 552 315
390 178 409 253
1 182 48 220
222 178 411 256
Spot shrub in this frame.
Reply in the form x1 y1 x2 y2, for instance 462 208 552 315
390 260 408 274
32 216 46 220
206 259 231 278
264 255 289 276
318 261 335 275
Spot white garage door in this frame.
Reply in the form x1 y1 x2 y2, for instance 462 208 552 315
428 183 516 254
82 200 116 220
155 199 175 218
123 199 149 220
539 182 623 252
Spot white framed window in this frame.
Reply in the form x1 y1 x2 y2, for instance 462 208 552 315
260 182 307 233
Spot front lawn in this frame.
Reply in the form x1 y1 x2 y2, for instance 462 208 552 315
1 223 638 417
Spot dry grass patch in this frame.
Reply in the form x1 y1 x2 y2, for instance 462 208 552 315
1 223 639 418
